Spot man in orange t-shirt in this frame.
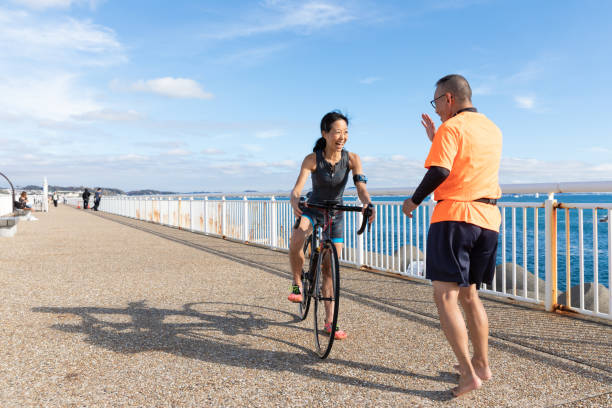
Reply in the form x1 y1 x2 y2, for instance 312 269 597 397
402 74 502 397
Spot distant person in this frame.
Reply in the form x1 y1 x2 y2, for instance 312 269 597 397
52 191 59 207
402 74 502 397
93 188 102 211
16 191 33 211
82 188 91 209
289 111 376 340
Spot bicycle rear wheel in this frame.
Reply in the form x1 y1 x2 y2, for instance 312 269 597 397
298 236 314 320
313 241 340 359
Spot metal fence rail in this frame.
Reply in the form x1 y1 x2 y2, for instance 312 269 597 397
65 193 612 320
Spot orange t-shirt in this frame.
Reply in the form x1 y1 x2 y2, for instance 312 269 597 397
424 111 502 232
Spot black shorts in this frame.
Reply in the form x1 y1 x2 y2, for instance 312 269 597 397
300 207 344 243
426 221 498 289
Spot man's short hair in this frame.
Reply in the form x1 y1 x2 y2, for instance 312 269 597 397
436 74 472 103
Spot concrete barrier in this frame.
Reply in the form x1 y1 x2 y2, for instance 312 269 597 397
0 216 18 237
557 282 610 313
494 262 545 297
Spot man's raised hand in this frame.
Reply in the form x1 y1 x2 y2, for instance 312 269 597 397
421 113 436 142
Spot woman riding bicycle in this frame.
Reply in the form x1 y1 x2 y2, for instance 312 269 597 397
289 111 376 340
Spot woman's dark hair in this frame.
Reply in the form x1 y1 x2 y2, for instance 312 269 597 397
313 110 349 152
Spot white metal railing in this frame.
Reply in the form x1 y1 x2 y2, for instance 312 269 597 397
28 194 47 211
0 195 12 216
0 193 47 214
65 186 612 321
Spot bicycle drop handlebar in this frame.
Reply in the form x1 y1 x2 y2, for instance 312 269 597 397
295 199 372 235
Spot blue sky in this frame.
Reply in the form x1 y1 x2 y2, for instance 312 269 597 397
1 0 611 192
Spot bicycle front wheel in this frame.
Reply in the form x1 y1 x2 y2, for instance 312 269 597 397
313 241 340 359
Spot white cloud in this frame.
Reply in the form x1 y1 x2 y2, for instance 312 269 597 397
359 77 381 85
208 158 298 177
202 148 225 155
11 0 104 10
472 85 492 96
208 1 356 39
73 109 143 122
128 77 214 99
0 8 125 122
590 163 612 172
12 0 73 9
255 129 284 139
0 74 100 121
0 13 124 65
515 95 535 109
470 56 556 102
499 157 612 183
580 146 611 154
274 159 297 167
242 144 264 153
107 154 149 162
165 148 191 156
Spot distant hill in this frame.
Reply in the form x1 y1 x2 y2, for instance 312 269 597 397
20 185 124 195
126 189 176 196
15 185 178 196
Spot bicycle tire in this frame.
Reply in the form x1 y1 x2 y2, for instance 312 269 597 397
313 241 340 359
298 236 314 320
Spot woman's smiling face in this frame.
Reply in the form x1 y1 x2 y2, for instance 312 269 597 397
322 119 348 153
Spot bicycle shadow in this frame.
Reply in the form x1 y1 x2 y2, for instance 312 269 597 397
33 301 455 402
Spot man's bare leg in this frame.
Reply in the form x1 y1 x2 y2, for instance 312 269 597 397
456 284 492 381
433 281 482 397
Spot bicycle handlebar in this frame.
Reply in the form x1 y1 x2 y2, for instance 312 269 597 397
295 199 372 235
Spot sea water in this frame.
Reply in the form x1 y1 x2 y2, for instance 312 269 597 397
190 193 611 290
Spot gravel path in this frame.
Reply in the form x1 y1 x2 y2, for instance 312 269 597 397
1 205 610 407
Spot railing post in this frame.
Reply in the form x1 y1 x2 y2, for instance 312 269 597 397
178 197 182 229
204 197 208 234
271 196 278 248
190 197 194 231
167 197 171 226
545 193 558 312
243 196 249 241
222 196 227 236
356 198 364 266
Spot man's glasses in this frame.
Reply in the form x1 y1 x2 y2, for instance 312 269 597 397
430 94 445 109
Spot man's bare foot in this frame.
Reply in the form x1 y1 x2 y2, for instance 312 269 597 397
452 373 482 397
453 361 492 381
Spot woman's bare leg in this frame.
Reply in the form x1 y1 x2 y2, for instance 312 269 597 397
288 217 312 289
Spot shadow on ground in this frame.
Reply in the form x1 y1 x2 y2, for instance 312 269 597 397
82 212 612 384
33 301 455 402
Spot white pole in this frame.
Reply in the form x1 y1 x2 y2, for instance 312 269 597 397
356 197 364 267
544 194 558 312
42 177 49 212
222 196 227 236
243 196 249 241
271 196 278 248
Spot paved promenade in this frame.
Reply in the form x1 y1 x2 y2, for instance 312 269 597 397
1 205 610 407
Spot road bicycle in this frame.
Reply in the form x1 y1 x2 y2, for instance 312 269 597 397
294 199 371 358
